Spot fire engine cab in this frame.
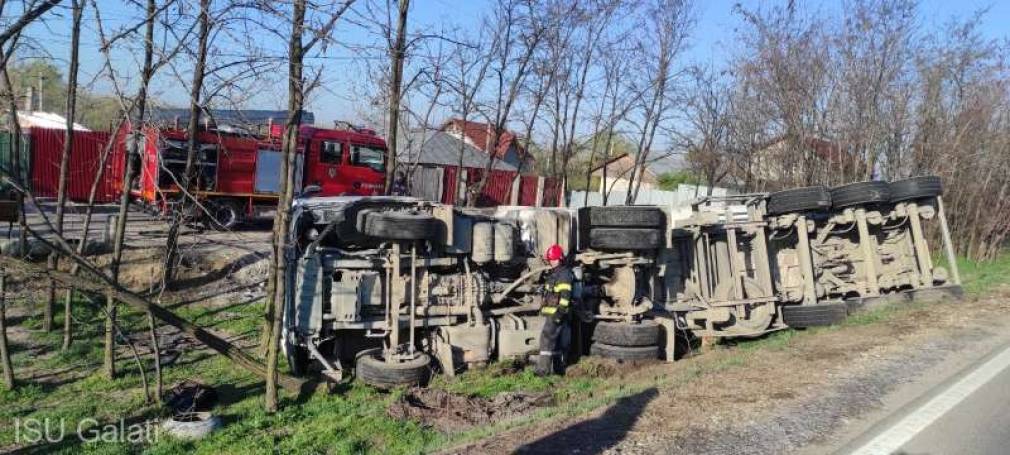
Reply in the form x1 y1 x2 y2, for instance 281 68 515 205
120 119 387 229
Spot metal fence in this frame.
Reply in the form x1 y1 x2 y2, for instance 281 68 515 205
411 164 562 207
28 128 120 203
0 132 30 193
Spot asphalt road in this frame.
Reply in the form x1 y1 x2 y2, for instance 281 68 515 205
843 343 1010 455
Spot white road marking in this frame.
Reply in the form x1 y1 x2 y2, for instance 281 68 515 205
849 345 1010 455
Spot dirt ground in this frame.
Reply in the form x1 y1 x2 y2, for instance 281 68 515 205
1 202 273 385
445 287 1010 454
2 201 273 307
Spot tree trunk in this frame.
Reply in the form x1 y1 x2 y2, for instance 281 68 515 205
266 0 307 413
103 289 116 378
384 0 410 193
0 271 14 390
123 0 161 389
162 0 211 289
59 0 84 349
147 312 162 402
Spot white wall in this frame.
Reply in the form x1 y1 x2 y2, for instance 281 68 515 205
599 177 654 194
571 183 732 208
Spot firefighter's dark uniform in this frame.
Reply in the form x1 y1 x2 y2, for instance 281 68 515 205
536 265 574 375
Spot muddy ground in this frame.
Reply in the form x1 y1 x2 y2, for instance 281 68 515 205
445 288 1010 454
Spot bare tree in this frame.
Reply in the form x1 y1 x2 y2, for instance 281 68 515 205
103 0 167 398
383 0 409 193
556 1 618 205
0 0 62 48
264 0 356 413
0 0 66 391
681 66 732 194
160 0 213 297
444 35 491 205
468 0 551 205
0 270 11 389
53 0 84 346
731 3 834 190
625 0 693 204
265 0 307 412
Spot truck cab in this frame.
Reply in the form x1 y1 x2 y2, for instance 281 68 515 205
299 126 386 197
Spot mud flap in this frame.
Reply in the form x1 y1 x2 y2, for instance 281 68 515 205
293 253 325 336
652 312 678 362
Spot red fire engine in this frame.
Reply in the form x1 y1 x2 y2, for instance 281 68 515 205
121 122 387 229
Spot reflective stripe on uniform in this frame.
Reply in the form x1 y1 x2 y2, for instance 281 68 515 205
553 283 572 292
559 298 570 307
541 306 557 315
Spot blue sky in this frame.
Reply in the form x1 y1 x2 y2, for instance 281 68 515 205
17 0 1010 126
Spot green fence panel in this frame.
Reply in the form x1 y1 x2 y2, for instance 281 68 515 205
0 132 30 194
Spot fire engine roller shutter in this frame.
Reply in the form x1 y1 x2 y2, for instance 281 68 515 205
254 149 304 194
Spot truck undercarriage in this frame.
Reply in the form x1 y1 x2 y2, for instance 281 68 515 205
283 176 961 389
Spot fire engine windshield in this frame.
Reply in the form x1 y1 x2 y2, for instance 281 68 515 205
350 145 385 173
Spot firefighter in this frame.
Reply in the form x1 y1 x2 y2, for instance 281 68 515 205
390 170 408 196
535 244 574 376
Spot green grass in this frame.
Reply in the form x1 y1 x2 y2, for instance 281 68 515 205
3 252 1010 454
937 253 1010 295
430 360 557 398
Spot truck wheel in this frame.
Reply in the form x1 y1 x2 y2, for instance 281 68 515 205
781 302 848 328
362 211 438 240
592 320 660 347
356 348 431 389
588 228 663 250
204 200 242 231
830 181 891 209
767 186 832 215
889 176 942 202
579 206 666 228
589 342 659 361
160 412 222 440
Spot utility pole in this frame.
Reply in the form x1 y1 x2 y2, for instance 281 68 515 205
36 75 44 111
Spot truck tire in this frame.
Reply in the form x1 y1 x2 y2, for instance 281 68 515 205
592 320 660 347
781 302 848 328
589 342 659 361
362 211 438 240
579 206 666 228
160 412 222 440
830 181 891 209
588 228 663 250
889 176 942 202
767 186 832 215
356 348 431 389
204 200 242 231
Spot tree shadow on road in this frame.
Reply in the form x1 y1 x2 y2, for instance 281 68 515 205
514 387 659 454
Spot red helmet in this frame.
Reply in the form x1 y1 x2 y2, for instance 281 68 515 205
544 244 564 261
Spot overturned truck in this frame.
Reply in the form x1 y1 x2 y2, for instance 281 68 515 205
283 176 960 388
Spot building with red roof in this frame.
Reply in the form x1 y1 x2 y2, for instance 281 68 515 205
441 118 535 173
